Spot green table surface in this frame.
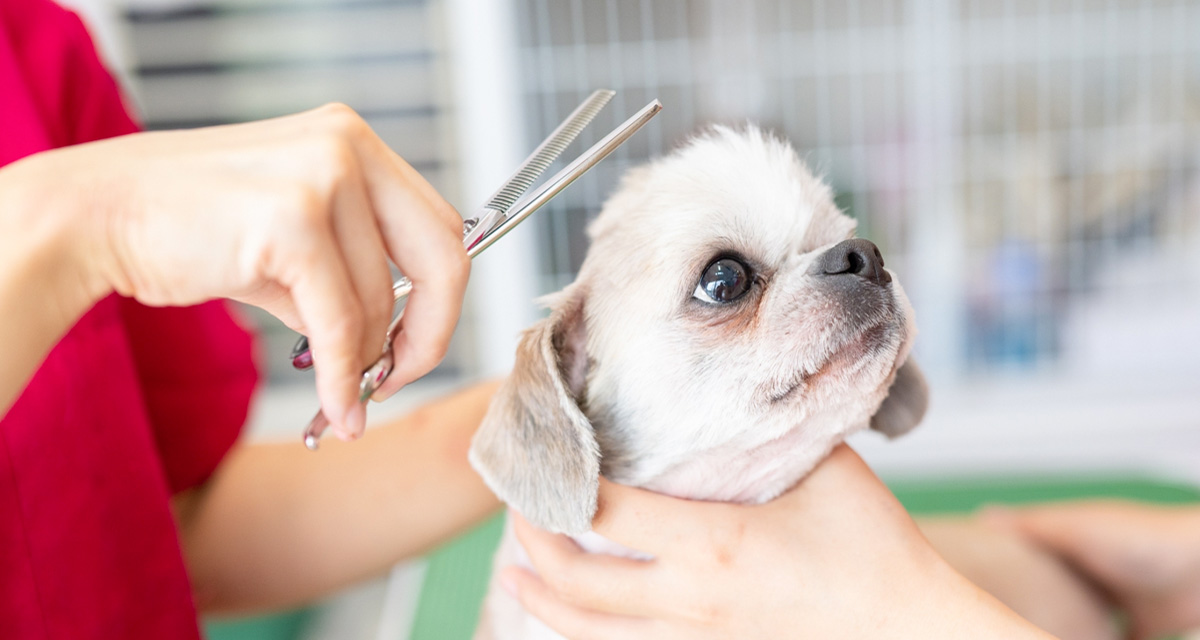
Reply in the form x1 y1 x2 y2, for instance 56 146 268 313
206 474 1200 640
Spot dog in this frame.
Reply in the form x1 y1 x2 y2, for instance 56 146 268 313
469 126 928 639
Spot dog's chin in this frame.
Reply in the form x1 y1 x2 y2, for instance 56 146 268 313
765 321 903 405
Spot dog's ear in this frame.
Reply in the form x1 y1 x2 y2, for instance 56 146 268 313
469 286 599 535
870 358 929 439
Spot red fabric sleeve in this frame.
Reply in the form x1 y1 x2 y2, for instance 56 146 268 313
0 0 138 156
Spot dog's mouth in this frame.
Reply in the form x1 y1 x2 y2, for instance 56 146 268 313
765 322 896 405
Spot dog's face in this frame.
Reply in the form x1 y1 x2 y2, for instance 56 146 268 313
471 127 927 535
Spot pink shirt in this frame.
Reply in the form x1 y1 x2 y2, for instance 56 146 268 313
1 1 259 637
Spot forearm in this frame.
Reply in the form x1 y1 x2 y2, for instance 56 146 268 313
176 381 503 614
908 558 1060 639
0 154 109 414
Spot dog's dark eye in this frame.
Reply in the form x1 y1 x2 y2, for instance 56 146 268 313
694 258 751 304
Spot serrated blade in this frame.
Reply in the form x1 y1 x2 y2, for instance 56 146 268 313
481 89 614 216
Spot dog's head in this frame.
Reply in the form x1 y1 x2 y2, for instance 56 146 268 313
470 126 927 534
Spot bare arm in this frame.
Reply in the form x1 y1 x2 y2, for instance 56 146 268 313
175 381 503 614
0 163 106 413
994 501 1200 640
0 105 468 435
919 516 1118 639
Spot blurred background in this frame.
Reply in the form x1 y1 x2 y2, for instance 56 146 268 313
58 0 1200 638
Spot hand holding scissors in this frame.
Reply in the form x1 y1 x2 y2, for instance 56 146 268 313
291 91 662 449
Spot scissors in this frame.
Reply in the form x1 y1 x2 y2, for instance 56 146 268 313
290 90 662 450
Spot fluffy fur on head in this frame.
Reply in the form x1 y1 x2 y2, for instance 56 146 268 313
470 125 926 535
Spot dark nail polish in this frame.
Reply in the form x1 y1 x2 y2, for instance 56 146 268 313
290 336 313 370
291 349 313 370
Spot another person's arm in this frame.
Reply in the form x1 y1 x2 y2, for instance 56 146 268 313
917 516 1118 639
992 500 1200 640
0 104 468 436
175 381 503 614
506 445 1054 639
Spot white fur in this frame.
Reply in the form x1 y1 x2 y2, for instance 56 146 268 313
471 126 921 640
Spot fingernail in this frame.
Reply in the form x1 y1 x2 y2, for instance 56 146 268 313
372 383 403 403
500 569 518 596
290 337 313 370
291 349 313 370
338 403 365 441
290 336 310 358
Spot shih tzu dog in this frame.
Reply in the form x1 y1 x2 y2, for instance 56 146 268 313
469 126 928 639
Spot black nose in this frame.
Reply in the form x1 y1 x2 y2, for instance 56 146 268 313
818 239 891 285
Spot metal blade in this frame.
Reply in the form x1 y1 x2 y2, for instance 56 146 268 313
481 89 615 216
468 99 663 259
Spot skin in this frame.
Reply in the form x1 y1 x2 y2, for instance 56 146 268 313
919 516 1118 640
0 103 469 438
0 100 497 609
991 501 1200 640
504 444 1055 640
175 381 503 614
0 101 1135 634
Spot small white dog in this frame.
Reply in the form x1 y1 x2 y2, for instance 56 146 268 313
469 126 928 640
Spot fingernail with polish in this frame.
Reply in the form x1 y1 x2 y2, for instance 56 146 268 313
289 337 313 370
291 350 313 370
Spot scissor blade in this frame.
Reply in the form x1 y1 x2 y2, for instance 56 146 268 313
295 96 663 451
481 89 615 216
468 99 663 259
287 96 658 374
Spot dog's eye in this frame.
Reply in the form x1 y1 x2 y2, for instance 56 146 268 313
694 258 751 303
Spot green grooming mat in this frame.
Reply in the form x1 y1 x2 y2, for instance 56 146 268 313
891 474 1200 513
410 515 508 639
204 610 310 640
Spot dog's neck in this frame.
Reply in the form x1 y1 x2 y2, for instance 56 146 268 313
640 413 868 505
560 412 867 563
592 402 870 506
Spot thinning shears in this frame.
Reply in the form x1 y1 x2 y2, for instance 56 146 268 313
290 90 662 450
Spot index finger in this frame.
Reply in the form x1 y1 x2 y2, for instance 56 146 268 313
591 478 740 558
510 513 664 618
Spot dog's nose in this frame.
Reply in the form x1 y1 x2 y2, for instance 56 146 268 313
818 239 891 285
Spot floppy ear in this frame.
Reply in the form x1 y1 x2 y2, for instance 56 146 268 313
468 286 599 535
870 358 929 439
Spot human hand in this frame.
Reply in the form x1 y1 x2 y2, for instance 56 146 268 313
4 104 468 439
502 445 1051 639
986 500 1200 640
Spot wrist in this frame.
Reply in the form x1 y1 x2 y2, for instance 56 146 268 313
1 150 115 306
0 151 119 411
0 151 113 318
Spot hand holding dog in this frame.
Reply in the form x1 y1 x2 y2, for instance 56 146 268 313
0 104 468 435
505 444 1053 639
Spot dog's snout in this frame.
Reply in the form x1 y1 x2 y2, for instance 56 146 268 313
818 239 891 285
